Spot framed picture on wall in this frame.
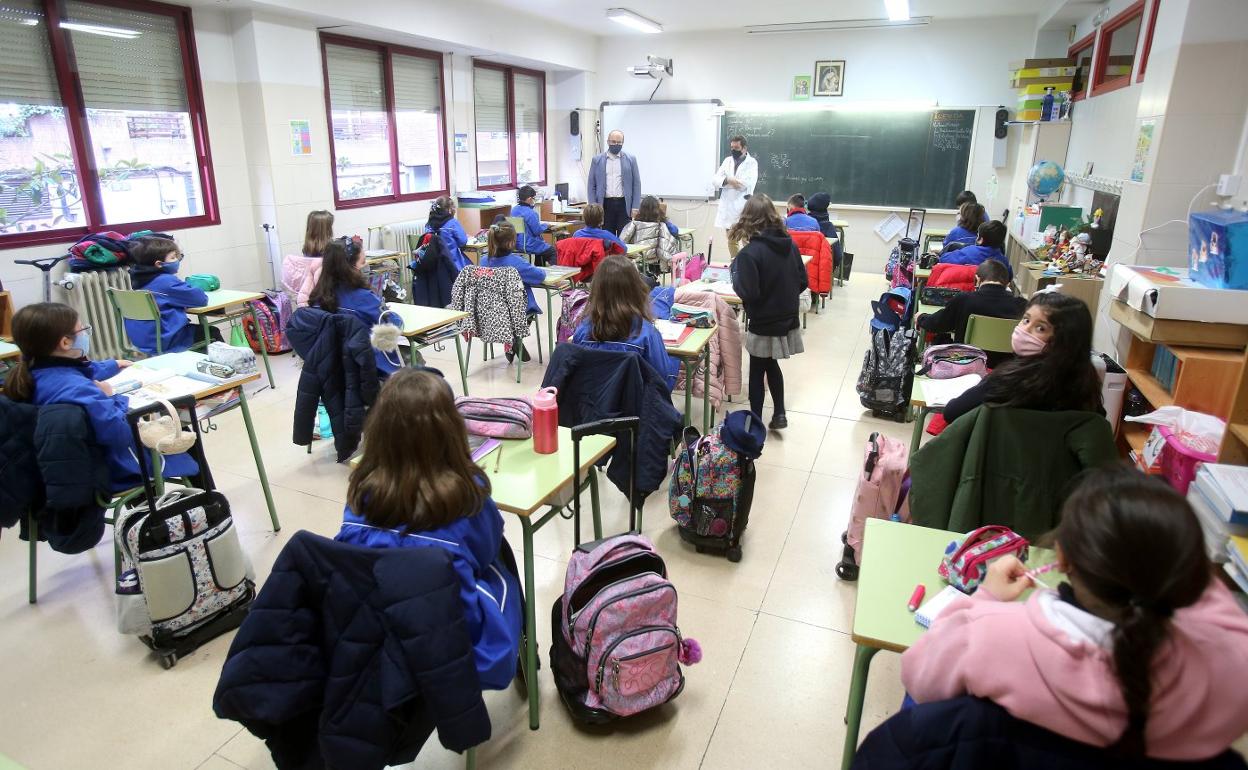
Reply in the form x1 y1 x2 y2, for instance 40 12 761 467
792 75 812 100
813 60 845 97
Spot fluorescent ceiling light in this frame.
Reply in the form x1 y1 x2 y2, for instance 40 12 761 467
744 16 931 33
606 8 662 34
60 21 141 38
884 0 910 22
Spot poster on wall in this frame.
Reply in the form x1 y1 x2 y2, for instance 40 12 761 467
813 60 845 97
1131 119 1155 182
290 120 312 156
792 75 811 101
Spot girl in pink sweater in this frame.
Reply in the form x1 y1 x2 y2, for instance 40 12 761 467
902 468 1248 761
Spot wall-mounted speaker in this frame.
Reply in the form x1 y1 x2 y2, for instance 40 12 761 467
570 111 580 136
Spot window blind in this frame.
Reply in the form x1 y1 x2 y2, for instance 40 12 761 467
0 1 61 105
474 67 507 133
392 53 440 113
325 43 384 112
64 1 188 112
513 72 542 133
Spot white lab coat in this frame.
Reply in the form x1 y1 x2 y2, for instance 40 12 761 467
712 153 759 229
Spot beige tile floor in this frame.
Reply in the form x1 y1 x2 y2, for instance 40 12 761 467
7 274 1234 769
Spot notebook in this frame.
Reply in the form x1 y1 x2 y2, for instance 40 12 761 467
655 320 693 345
468 435 501 463
918 374 982 408
915 585 966 628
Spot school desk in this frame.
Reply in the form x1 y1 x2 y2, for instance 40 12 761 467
833 220 850 286
908 376 938 457
841 518 1056 770
462 240 486 265
666 325 716 433
383 303 470 394
921 228 949 254
677 226 696 254
365 249 408 289
553 208 583 224
125 351 280 532
913 265 933 297
540 265 580 346
0 338 17 361
186 289 276 390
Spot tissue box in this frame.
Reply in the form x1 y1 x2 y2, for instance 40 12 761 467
1189 210 1248 290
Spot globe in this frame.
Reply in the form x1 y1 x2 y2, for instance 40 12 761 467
1027 160 1065 198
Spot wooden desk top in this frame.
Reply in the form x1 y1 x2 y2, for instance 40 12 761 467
384 303 468 338
188 289 264 314
484 429 616 517
0 339 19 361
665 326 716 358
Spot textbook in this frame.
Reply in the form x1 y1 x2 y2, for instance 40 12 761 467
915 585 966 628
655 320 693 345
1198 464 1248 525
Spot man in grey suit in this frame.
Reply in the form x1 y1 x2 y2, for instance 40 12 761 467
586 129 641 235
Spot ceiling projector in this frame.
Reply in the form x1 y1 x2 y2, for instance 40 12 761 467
627 55 673 79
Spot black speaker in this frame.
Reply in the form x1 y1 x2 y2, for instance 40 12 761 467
570 111 579 136
994 107 1008 139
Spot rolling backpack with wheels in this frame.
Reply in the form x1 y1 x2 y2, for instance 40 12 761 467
242 290 293 354
114 397 254 668
550 417 701 723
836 432 911 581
669 410 766 562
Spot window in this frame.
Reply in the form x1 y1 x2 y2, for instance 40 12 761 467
321 35 447 208
1093 0 1145 95
473 63 545 190
1068 32 1096 101
1136 0 1160 83
0 0 217 247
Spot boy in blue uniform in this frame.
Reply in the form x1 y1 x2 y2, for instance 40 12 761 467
126 236 216 354
938 219 1012 278
510 185 556 267
785 194 820 232
7 302 198 488
573 202 627 252
479 221 544 363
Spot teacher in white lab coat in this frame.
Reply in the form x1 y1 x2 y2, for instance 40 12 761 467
713 134 759 257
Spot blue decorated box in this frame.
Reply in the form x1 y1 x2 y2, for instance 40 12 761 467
1189 209 1248 290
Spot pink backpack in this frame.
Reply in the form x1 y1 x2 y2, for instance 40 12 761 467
455 396 533 438
917 344 988 380
551 534 699 719
939 525 1030 593
836 432 911 581
556 288 591 345
683 253 707 282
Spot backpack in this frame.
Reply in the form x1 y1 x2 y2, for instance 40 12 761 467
918 286 962 306
938 525 1030 593
836 432 911 581
242 290 292 354
550 534 695 721
856 327 916 421
556 287 590 345
683 252 707 282
669 421 759 562
917 344 988 380
885 237 919 289
409 230 449 275
870 286 913 333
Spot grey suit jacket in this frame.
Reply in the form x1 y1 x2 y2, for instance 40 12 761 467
587 151 641 213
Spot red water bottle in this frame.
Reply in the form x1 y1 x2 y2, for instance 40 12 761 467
533 387 559 454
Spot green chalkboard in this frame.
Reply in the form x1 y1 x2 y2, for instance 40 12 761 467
720 109 975 209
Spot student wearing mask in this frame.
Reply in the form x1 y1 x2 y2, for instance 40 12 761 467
573 203 627 253
943 202 987 250
309 240 400 376
941 291 1102 424
587 129 642 235
938 220 1012 278
954 190 990 222
423 195 470 270
784 194 820 232
510 185 556 267
480 221 544 363
916 259 1026 366
713 135 759 257
126 235 214 354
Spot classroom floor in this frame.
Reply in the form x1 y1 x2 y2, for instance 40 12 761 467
0 274 928 768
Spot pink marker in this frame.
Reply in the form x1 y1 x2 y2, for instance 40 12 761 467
908 584 926 612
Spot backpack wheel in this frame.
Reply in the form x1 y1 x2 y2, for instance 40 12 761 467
840 531 848 545
694 545 707 554
835 561 860 582
726 546 742 563
158 651 177 669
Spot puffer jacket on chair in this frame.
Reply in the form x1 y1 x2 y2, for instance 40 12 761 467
557 236 623 283
790 229 833 296
286 306 380 462
450 266 530 346
671 287 742 408
281 254 323 308
927 262 978 293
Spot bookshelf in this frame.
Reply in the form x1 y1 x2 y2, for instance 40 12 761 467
1217 347 1248 465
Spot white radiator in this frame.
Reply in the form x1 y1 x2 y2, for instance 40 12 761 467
58 269 132 360
380 218 427 253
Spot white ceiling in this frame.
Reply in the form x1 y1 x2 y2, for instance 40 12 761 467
478 0 1050 36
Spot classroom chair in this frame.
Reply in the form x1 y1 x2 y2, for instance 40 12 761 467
964 313 1017 354
506 216 536 264
452 266 537 383
108 287 212 358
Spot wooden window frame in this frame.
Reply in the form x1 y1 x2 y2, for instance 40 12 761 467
472 62 547 191
1 0 219 249
1068 31 1097 102
1136 0 1161 83
319 33 449 210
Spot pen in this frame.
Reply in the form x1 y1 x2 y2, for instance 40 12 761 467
907 583 926 612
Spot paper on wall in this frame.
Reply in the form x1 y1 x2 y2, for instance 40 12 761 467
874 213 905 243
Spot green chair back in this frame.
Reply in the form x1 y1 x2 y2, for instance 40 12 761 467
506 216 532 257
108 287 162 355
964 314 1017 354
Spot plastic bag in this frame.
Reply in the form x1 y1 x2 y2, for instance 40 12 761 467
1124 406 1226 455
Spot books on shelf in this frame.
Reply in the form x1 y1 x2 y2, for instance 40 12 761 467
1193 464 1248 527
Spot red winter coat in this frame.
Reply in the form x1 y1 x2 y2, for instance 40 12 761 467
927 262 977 292
557 237 624 283
790 230 833 295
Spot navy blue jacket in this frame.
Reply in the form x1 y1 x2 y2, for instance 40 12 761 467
541 344 682 501
411 222 462 309
853 696 1247 770
127 265 209 354
213 531 490 770
287 307 380 461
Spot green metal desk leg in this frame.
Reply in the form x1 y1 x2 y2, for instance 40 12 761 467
909 406 931 458
683 360 694 429
522 516 540 730
589 469 603 539
197 313 212 348
28 513 37 604
702 346 711 434
238 389 281 532
455 334 469 396
545 288 556 355
841 644 880 770
465 746 477 770
248 304 276 389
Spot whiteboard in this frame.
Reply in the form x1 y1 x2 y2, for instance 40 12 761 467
601 100 722 199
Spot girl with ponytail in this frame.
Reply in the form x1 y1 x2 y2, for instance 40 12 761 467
479 219 545 363
901 467 1248 760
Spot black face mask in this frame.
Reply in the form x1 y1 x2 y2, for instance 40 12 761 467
731 149 743 161
608 144 623 155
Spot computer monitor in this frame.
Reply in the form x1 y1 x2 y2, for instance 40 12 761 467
555 182 569 201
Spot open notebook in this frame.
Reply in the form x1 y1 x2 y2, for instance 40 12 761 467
655 320 693 345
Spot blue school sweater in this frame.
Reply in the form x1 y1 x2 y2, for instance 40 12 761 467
939 245 1013 278
786 210 820 232
942 226 979 249
336 498 523 690
572 318 679 392
480 251 545 315
126 266 209 354
573 226 626 253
